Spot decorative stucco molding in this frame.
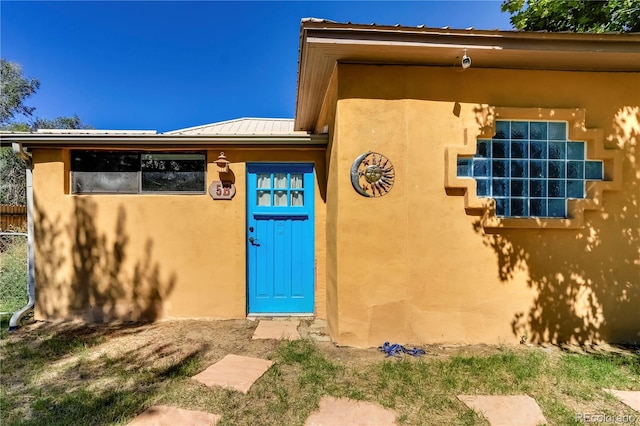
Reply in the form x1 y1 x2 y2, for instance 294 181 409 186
445 107 623 232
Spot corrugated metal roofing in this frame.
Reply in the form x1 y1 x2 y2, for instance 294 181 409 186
299 17 638 34
300 17 498 31
165 117 302 135
34 129 157 135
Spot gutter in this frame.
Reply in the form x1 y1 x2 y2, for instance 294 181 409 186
0 133 329 148
9 143 35 331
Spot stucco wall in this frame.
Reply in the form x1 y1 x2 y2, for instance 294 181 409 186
328 64 639 347
32 148 326 322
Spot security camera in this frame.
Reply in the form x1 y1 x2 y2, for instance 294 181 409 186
461 50 471 69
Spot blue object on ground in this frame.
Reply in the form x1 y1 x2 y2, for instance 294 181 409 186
378 342 426 357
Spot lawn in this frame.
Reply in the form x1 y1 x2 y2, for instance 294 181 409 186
1 317 638 425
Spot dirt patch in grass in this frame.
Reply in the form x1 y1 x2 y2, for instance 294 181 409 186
2 319 638 425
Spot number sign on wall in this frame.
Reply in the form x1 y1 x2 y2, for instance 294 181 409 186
209 181 236 200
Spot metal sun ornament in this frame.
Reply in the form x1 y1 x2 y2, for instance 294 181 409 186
350 151 395 197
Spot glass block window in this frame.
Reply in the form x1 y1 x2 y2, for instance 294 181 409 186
456 121 604 218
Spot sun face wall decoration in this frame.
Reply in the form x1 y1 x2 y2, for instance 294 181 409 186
350 152 395 197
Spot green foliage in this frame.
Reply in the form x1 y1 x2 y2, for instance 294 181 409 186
0 58 93 206
0 147 27 205
1 122 31 132
33 114 92 131
559 352 640 388
0 235 28 313
276 339 341 389
501 0 640 32
0 58 93 132
0 59 40 125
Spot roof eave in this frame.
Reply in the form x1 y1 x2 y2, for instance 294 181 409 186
294 22 640 131
0 133 329 148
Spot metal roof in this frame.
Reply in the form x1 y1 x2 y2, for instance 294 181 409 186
0 117 327 148
165 117 302 135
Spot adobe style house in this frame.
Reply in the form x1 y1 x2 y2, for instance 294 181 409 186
2 20 639 347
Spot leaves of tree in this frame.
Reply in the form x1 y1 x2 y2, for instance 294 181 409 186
501 0 640 33
0 59 40 125
1 59 92 205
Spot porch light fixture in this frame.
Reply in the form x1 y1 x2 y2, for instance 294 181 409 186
214 152 230 173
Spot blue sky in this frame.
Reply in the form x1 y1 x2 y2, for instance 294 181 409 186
2 1 513 132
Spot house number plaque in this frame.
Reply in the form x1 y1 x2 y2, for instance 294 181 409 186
350 151 395 197
209 181 236 200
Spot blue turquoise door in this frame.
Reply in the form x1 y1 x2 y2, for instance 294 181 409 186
247 164 315 314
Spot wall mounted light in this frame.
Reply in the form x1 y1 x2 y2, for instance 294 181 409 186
214 152 230 173
461 49 472 69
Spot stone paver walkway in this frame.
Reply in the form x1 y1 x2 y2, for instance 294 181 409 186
605 389 640 412
128 405 221 425
304 396 397 425
252 319 301 340
457 395 547 426
192 354 273 394
129 321 566 425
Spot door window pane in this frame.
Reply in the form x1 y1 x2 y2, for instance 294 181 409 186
257 190 271 206
291 191 304 206
290 174 303 189
274 173 287 188
257 174 270 188
274 190 287 206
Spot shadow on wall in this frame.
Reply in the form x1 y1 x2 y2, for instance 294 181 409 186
470 106 640 345
35 197 176 322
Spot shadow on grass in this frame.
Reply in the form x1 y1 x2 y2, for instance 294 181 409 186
1 322 210 426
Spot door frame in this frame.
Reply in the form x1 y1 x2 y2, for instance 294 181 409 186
245 162 315 315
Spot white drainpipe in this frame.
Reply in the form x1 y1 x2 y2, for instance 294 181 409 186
9 142 35 331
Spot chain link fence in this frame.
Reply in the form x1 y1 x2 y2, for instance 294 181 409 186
1 144 30 321
0 232 28 315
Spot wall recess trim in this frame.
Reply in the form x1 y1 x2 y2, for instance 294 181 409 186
444 107 622 232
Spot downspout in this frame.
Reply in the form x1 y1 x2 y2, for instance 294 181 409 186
9 142 35 331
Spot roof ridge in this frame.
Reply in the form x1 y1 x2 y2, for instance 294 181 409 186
164 117 294 135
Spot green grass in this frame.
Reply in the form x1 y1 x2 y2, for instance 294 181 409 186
1 322 638 425
0 235 28 313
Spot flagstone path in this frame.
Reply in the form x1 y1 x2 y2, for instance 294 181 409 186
191 353 273 394
129 319 632 426
457 395 547 426
127 405 220 425
251 319 301 340
605 389 640 412
304 396 397 425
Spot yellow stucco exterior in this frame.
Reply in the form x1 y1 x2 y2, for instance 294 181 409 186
32 148 327 322
321 64 639 347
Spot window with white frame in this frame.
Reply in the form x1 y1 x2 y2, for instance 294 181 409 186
71 151 206 194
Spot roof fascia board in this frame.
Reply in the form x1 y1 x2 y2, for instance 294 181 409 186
0 133 328 148
301 20 640 42
305 31 640 54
